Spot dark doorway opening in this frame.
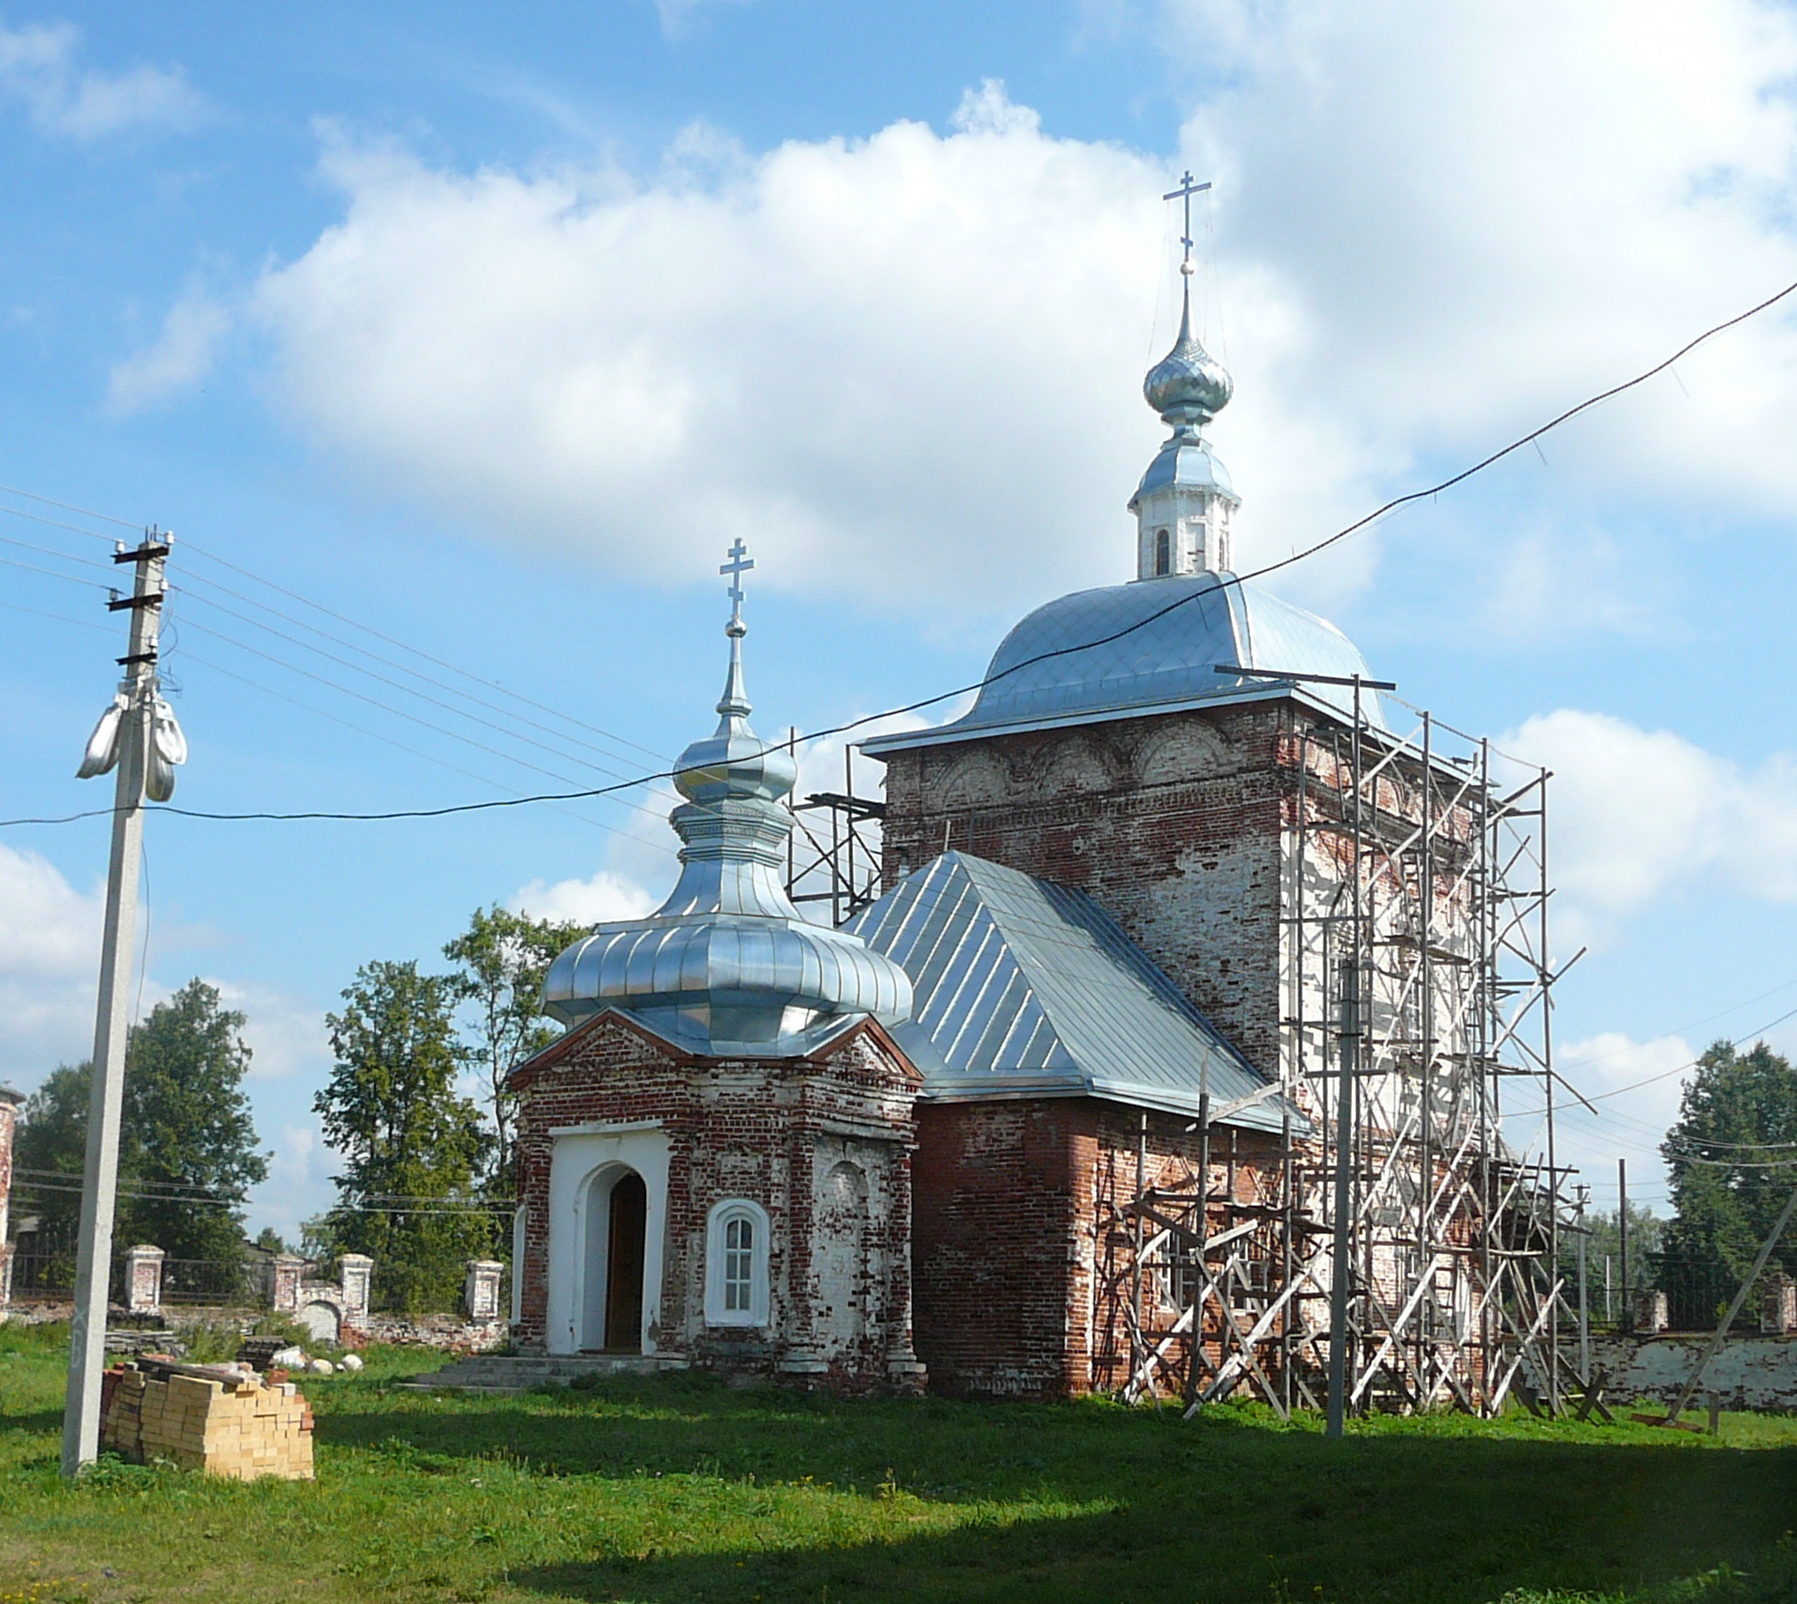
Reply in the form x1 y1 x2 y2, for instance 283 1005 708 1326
604 1171 647 1352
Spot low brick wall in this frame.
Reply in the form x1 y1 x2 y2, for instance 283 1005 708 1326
1591 1332 1797 1412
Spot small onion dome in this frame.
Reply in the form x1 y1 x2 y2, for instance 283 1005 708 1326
540 612 913 1054
1143 294 1233 429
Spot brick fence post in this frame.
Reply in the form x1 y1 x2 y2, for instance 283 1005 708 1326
464 1259 504 1320
338 1254 374 1322
1763 1271 1796 1335
124 1245 165 1315
270 1253 304 1313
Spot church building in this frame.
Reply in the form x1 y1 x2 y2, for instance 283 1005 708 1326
509 219 1559 1410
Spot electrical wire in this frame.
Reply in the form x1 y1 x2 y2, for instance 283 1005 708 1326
0 552 111 591
172 566 673 775
12 268 1791 833
0 481 138 530
178 536 666 764
171 583 680 806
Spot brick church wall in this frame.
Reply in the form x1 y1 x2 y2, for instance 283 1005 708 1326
878 703 1295 1075
510 1015 919 1392
913 1096 1285 1398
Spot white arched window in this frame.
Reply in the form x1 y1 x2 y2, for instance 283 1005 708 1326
1154 528 1171 576
705 1199 771 1327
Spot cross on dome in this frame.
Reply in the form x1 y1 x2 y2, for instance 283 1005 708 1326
1163 171 1211 279
720 539 754 636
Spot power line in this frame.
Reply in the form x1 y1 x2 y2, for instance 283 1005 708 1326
172 567 673 776
0 482 139 530
179 537 666 765
0 552 111 591
8 270 1797 836
172 583 677 801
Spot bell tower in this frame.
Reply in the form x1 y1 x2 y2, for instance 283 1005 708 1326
1128 172 1240 579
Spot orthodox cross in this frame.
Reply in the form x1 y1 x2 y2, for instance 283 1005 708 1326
1163 170 1212 271
720 538 755 628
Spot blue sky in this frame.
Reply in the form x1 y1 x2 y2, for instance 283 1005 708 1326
5 0 1797 1236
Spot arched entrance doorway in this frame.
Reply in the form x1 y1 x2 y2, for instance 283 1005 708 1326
582 1167 647 1352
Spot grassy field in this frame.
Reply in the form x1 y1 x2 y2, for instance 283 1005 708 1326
2 1322 1795 1604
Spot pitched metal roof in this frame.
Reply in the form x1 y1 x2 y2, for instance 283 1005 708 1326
845 852 1300 1133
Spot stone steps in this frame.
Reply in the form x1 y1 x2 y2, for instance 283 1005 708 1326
400 1354 687 1394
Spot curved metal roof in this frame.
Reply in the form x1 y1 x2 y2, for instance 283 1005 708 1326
1130 434 1237 506
864 572 1385 755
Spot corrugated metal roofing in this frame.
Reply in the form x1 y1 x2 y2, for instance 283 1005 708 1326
846 852 1300 1132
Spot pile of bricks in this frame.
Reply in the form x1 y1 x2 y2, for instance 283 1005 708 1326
100 1359 314 1480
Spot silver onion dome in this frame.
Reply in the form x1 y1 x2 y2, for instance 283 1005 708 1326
541 565 912 1055
1143 291 1233 429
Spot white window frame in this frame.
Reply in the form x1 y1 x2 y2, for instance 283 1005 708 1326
704 1198 771 1327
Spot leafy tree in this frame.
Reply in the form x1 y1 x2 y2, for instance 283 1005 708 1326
14 981 268 1265
1658 1040 1797 1323
443 905 581 1192
253 1226 287 1255
314 960 494 1311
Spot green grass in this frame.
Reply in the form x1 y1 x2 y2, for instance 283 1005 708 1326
2 1321 1795 1604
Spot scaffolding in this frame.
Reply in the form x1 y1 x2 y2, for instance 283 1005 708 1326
1102 688 1581 1417
788 691 1582 1419
783 732 885 927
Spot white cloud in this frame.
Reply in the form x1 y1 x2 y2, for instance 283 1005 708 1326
1503 709 1797 945
108 289 231 413
1519 1030 1697 1203
253 87 1171 611
0 844 101 1090
209 980 329 1084
510 868 658 925
243 8 1797 622
1162 0 1797 598
248 1121 331 1244
0 22 206 141
653 0 758 42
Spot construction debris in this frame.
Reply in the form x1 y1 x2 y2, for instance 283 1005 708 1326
99 1358 314 1480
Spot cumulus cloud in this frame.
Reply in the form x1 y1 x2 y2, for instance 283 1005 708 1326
0 844 102 1089
108 289 231 413
210 981 330 1084
1520 1030 1697 1200
1164 0 1797 575
0 21 206 141
253 86 1170 611
241 5 1797 623
510 868 658 925
249 1121 332 1243
1503 709 1797 945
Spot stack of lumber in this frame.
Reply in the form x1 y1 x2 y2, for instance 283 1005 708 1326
99 1358 315 1480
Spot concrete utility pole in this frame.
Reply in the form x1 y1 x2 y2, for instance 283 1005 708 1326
1618 1158 1630 1331
61 531 171 1477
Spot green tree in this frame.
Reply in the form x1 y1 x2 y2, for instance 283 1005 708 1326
443 904 581 1192
314 960 494 1311
1659 1040 1797 1323
14 981 268 1265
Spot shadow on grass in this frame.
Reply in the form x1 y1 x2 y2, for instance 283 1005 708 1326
309 1374 1797 1604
